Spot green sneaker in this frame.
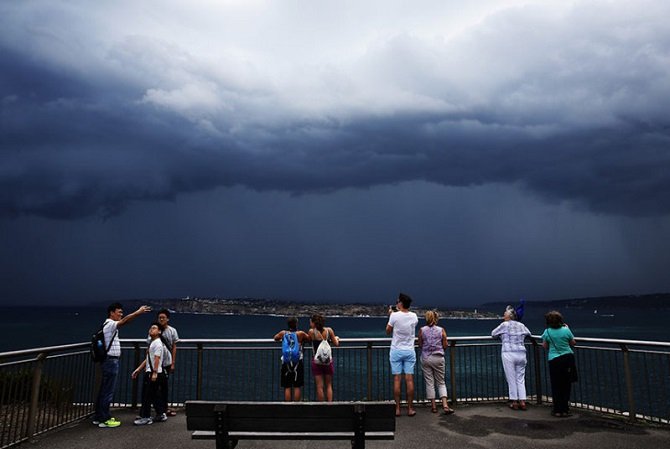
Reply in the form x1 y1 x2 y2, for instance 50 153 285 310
98 418 121 428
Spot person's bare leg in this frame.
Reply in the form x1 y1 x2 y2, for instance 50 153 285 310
293 387 301 402
284 388 291 402
405 374 415 415
441 396 454 413
314 375 325 402
325 375 334 402
393 375 402 416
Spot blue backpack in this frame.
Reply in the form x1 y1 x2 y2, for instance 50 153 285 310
281 331 301 365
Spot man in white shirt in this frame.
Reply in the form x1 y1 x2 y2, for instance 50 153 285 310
386 293 419 417
94 302 151 428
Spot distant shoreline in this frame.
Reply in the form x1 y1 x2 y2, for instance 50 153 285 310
118 297 503 320
165 310 502 320
4 291 668 314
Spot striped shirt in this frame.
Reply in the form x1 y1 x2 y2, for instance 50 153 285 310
102 319 121 357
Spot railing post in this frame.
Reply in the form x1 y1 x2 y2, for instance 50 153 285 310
25 352 47 439
366 342 373 401
131 342 141 408
196 343 204 400
531 339 543 405
449 340 457 405
620 343 636 422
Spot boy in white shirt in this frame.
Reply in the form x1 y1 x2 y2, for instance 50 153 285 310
132 322 167 425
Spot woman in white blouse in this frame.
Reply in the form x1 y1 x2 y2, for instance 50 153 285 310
491 307 531 410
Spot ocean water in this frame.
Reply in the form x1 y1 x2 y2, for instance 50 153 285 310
0 304 667 353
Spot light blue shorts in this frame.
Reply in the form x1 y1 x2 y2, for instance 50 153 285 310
389 349 416 375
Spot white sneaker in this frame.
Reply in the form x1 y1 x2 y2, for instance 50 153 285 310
154 413 167 422
133 417 153 426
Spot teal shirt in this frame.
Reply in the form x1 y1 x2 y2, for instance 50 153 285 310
541 326 575 360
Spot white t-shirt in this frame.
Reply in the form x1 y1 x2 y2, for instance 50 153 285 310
102 319 121 357
146 325 179 367
145 339 164 373
388 311 418 350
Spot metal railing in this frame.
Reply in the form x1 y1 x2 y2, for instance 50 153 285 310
1 336 669 448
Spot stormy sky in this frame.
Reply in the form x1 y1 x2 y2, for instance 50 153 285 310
2 0 670 307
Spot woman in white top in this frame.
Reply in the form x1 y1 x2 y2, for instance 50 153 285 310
491 306 532 410
386 293 418 417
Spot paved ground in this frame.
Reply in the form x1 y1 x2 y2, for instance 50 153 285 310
20 402 670 449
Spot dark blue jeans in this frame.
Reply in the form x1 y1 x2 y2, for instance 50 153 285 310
95 357 119 422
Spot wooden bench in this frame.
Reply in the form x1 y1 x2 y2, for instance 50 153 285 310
185 400 396 449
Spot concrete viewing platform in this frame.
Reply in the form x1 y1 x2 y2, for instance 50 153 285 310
20 402 670 449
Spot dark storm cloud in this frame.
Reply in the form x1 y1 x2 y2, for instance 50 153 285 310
2 1 670 219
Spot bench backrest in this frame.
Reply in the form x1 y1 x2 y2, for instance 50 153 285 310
186 401 396 433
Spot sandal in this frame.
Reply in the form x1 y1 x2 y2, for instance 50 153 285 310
443 407 455 415
431 406 438 413
519 403 527 411
509 402 519 410
407 409 417 417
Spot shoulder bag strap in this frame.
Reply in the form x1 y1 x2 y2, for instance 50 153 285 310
546 329 557 351
103 321 118 353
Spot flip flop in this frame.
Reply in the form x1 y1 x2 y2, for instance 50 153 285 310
407 410 417 417
519 403 527 411
431 406 438 413
509 402 519 410
443 407 455 415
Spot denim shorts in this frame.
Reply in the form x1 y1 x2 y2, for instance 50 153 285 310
389 349 416 375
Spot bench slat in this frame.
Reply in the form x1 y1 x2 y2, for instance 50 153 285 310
192 430 395 441
188 416 394 432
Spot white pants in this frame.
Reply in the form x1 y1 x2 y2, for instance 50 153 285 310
502 351 527 400
421 354 448 400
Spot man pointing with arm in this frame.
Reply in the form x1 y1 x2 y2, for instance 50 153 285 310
94 302 151 428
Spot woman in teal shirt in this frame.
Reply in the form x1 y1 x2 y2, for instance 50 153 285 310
541 311 577 417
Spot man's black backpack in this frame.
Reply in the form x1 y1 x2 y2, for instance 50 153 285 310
90 323 117 363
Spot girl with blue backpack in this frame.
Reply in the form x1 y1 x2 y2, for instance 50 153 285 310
274 317 310 401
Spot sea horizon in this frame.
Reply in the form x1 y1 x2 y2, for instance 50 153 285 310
1 303 668 353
